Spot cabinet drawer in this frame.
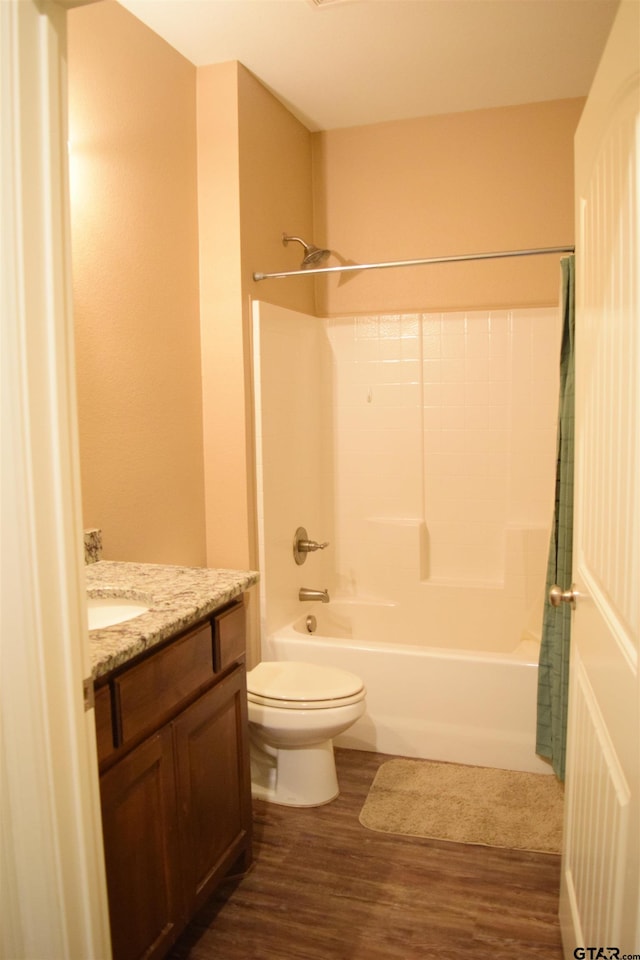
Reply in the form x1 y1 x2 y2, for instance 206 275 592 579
213 602 245 672
116 622 213 745
94 684 115 764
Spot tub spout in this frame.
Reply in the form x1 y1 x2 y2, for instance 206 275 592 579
299 587 330 603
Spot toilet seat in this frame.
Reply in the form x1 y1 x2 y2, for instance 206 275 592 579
247 661 365 711
248 690 365 710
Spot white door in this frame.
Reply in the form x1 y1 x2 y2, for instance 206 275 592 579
560 1 639 953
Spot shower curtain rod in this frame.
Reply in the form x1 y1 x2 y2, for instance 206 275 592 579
252 244 575 282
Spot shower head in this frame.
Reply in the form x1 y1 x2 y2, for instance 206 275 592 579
282 233 331 269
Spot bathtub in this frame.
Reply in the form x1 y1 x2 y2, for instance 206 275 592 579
261 601 552 775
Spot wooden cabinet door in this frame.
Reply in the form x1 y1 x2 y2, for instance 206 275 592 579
173 666 253 914
100 728 182 960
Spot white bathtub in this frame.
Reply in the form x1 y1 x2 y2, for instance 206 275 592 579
262 601 552 775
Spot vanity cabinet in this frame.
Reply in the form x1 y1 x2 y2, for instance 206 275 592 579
94 599 252 960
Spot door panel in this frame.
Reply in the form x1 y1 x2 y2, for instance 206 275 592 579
560 1 639 952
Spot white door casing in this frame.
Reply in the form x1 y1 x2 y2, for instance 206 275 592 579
0 1 111 956
560 0 639 953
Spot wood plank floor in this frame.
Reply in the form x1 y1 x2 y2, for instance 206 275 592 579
169 748 564 960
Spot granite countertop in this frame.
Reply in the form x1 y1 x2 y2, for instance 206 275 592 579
87 560 259 680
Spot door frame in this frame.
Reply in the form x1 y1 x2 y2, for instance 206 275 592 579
1 1 110 955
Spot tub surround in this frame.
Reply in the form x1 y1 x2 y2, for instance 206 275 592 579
87 560 259 679
253 302 560 645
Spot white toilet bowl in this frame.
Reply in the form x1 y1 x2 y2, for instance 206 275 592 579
247 661 366 807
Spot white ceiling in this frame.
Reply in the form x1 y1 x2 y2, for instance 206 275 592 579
117 0 619 131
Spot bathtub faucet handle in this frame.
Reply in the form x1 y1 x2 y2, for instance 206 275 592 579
293 526 330 565
301 539 329 552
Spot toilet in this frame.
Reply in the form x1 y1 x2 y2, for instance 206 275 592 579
246 660 366 807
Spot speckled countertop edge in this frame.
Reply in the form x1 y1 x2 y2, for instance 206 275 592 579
87 560 259 680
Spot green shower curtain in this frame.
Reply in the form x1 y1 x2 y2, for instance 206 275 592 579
536 255 575 782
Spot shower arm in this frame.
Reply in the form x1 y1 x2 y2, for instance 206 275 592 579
252 244 575 282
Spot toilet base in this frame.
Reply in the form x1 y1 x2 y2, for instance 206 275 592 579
249 736 339 807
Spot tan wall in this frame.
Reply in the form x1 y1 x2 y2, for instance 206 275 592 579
68 1 206 565
197 63 314 662
238 62 316 577
197 62 246 570
197 62 315 573
313 98 584 315
67 0 582 604
239 66 316 317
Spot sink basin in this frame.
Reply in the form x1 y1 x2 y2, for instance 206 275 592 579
87 596 149 631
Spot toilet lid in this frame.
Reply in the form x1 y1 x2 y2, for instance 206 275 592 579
246 661 364 702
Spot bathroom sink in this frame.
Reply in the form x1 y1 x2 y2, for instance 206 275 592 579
87 596 149 631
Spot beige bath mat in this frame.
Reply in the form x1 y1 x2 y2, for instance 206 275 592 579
359 758 564 854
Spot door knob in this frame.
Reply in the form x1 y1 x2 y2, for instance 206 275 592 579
549 584 577 609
